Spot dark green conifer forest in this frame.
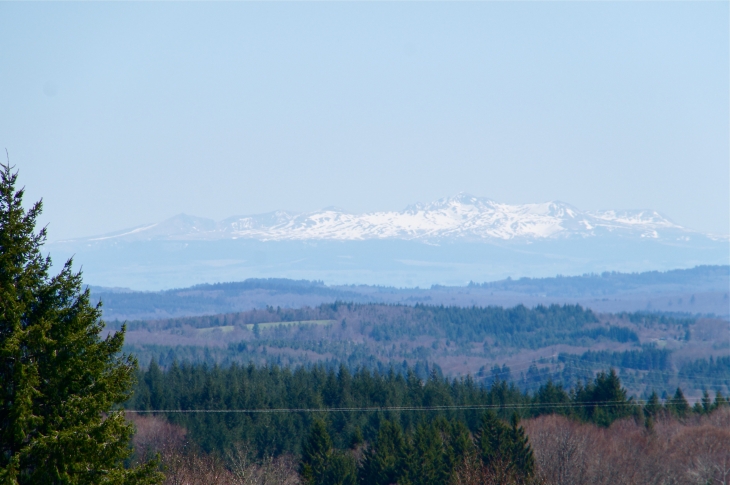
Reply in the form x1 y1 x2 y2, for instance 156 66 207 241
125 359 730 484
127 362 725 456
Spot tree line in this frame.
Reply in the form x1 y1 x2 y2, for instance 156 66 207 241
127 361 727 459
298 411 534 485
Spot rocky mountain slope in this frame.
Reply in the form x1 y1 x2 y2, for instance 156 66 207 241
73 194 722 243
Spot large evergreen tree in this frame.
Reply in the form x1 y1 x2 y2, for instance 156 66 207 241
300 420 332 485
477 411 534 484
409 422 449 485
359 420 411 485
300 420 356 485
668 387 690 418
574 368 633 426
0 164 162 485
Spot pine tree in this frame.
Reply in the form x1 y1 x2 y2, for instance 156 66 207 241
477 411 534 485
532 380 570 416
701 390 712 414
300 420 333 485
643 390 662 419
478 411 508 469
300 420 356 485
358 420 410 485
410 422 449 485
0 164 163 484
575 368 632 426
668 388 690 418
321 451 357 485
507 413 534 479
715 391 728 409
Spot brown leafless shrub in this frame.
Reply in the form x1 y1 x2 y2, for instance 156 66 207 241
226 442 300 485
522 415 589 485
664 412 730 485
525 408 730 485
177 452 229 485
450 451 485 485
157 446 300 485
450 449 542 485
128 413 189 464
127 414 300 485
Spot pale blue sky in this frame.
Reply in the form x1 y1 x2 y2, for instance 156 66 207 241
1 2 727 240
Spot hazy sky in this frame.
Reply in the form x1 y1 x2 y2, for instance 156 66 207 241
1 2 727 240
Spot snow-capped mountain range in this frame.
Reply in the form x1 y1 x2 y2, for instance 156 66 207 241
78 194 720 243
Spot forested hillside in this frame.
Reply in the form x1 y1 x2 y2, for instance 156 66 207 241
118 303 729 398
92 265 730 321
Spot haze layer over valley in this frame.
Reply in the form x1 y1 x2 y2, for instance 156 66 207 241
51 195 729 290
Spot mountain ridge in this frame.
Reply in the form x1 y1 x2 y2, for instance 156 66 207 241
65 194 724 244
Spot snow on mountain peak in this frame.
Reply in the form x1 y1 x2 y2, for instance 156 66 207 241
79 195 701 243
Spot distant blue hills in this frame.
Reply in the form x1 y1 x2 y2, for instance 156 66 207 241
90 265 730 321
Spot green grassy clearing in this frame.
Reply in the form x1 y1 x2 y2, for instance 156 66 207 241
196 320 336 335
246 320 335 330
198 325 236 334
